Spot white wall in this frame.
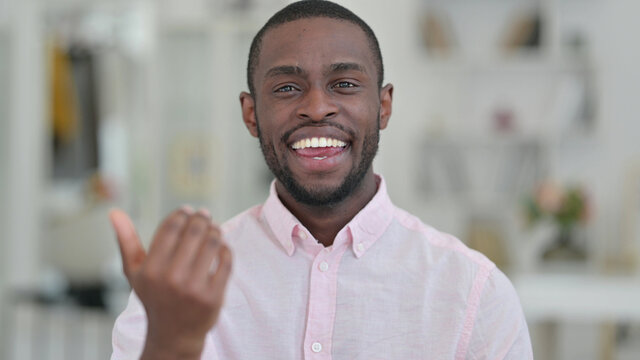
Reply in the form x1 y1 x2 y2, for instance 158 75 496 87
0 25 10 352
593 0 640 255
3 0 46 290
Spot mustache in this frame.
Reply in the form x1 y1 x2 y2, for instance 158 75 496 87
281 120 355 144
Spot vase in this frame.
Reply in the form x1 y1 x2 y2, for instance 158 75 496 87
542 225 587 261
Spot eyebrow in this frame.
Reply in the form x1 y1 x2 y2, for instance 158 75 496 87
264 65 306 79
327 62 367 75
264 62 367 80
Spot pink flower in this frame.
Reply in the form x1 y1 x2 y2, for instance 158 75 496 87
535 182 563 213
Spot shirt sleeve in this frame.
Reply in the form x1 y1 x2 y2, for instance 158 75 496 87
465 267 534 360
110 291 147 360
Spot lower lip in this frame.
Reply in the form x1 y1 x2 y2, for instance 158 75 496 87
290 146 350 172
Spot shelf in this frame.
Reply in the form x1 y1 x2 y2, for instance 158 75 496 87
421 52 592 76
513 273 640 322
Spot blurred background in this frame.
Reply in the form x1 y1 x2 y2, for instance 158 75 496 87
1 0 639 359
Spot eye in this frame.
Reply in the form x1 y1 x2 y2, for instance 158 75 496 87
333 81 356 89
275 85 297 93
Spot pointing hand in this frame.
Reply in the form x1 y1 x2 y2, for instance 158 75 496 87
109 207 232 359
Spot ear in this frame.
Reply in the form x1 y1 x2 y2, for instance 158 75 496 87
239 91 259 137
379 83 393 130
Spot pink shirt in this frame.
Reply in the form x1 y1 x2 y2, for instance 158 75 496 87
112 176 533 359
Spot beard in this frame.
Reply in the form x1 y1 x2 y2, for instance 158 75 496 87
257 115 380 207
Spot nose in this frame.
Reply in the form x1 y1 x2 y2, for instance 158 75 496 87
296 86 338 121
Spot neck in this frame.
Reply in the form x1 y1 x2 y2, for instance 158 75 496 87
275 171 378 247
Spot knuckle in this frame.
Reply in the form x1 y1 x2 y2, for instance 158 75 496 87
188 224 204 237
182 283 211 306
179 282 196 298
194 211 210 221
175 206 191 216
206 230 220 247
183 279 199 292
163 217 185 234
208 226 222 240
186 216 208 237
138 268 159 287
202 238 217 253
165 272 184 290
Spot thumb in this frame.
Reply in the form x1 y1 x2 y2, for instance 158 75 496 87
109 208 146 279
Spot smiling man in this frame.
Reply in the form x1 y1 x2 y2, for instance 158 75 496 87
109 1 533 359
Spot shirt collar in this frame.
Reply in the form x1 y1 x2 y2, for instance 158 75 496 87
261 174 394 258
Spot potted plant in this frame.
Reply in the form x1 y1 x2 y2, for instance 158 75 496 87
524 181 591 261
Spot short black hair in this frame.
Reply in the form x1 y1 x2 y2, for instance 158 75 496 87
246 0 384 96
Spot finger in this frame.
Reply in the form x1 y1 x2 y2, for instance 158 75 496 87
190 226 222 284
208 244 232 295
168 210 212 274
197 207 211 218
147 206 192 263
109 209 145 278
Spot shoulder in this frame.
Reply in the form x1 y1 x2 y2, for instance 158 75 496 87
388 207 532 357
388 207 532 358
389 206 496 274
464 266 533 358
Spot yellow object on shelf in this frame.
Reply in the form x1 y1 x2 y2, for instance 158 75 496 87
49 40 78 144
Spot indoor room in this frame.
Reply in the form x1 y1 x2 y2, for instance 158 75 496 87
1 0 639 359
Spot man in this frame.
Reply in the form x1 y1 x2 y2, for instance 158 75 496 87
109 1 533 359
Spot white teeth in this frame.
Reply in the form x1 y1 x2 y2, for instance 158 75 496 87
291 137 347 150
313 156 327 160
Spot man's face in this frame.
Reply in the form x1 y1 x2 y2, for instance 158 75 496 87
241 17 393 206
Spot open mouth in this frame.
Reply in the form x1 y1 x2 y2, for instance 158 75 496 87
290 136 349 160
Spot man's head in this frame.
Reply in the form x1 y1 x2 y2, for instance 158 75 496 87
247 0 384 96
240 0 393 207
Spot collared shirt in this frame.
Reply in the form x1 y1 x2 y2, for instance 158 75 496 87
112 176 533 359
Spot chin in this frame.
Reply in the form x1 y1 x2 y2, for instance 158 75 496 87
280 169 366 207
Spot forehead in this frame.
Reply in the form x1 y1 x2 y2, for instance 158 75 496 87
256 17 375 79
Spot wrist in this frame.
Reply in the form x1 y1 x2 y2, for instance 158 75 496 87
141 332 205 360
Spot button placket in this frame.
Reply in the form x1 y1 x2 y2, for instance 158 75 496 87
303 238 349 359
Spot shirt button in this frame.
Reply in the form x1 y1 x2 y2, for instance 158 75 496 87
299 231 307 240
356 243 365 252
318 261 329 272
311 342 322 353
